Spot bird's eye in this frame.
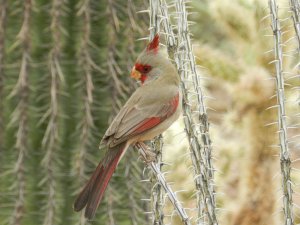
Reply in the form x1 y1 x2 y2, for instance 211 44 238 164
143 66 151 73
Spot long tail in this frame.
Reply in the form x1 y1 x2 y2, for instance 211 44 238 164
73 142 128 219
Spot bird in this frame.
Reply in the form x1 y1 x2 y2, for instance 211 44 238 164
73 34 182 220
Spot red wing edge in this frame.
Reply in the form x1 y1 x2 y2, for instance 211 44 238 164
130 92 179 136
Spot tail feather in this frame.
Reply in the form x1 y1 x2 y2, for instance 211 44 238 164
73 163 104 212
73 142 127 219
85 156 121 219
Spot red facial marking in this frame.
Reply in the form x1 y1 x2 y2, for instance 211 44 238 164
140 74 147 84
135 63 152 74
146 34 159 53
134 63 152 84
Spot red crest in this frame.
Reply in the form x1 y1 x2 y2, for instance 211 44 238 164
146 34 159 53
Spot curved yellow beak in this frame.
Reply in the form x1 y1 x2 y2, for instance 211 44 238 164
130 67 141 80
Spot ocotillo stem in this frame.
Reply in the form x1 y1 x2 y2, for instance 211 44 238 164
135 142 191 225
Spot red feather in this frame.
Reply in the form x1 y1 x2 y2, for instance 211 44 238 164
73 163 104 212
140 74 147 84
146 34 159 53
85 153 121 219
169 93 179 116
74 94 180 220
134 64 152 84
131 93 179 135
132 117 161 134
73 143 127 220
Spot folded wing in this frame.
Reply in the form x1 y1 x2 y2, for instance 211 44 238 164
102 92 179 147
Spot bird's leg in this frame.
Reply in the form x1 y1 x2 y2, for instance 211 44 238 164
136 142 157 163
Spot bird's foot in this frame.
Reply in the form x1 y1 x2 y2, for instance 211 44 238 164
142 148 156 163
136 142 157 163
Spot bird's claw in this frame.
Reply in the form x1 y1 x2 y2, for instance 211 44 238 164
136 142 157 164
142 148 156 163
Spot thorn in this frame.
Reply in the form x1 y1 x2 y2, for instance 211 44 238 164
265 104 279 110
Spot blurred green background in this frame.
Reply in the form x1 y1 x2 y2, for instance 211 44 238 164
1 0 300 225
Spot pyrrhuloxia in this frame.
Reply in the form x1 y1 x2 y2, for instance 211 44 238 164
73 34 181 219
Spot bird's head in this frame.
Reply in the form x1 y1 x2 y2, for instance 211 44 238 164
131 34 170 85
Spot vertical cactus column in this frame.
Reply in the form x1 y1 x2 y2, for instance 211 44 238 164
41 0 65 224
0 2 5 216
0 0 6 159
9 0 32 224
105 0 124 222
107 0 128 114
269 0 294 224
74 0 95 224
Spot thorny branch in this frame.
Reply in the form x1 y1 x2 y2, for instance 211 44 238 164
288 0 300 106
269 0 294 224
175 1 218 224
124 170 138 225
159 0 218 224
149 0 159 39
125 151 147 225
9 0 32 224
150 135 165 225
289 0 300 49
149 0 165 224
135 143 191 225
